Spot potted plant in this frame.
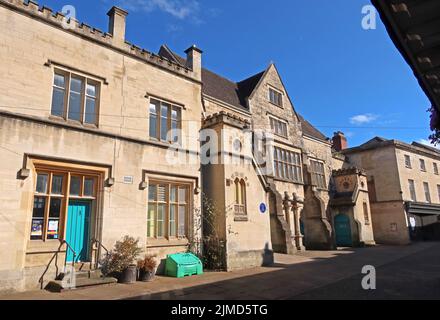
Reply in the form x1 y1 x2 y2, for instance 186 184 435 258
137 255 157 282
101 236 142 284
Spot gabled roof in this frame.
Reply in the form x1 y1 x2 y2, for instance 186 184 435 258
159 45 263 112
159 45 329 143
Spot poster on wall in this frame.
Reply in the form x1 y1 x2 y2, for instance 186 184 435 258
31 219 43 238
47 220 59 239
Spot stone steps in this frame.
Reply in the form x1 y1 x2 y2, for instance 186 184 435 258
46 269 117 292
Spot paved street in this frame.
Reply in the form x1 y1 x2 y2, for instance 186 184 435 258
1 242 439 300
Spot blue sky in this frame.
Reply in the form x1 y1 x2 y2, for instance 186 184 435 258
38 0 432 147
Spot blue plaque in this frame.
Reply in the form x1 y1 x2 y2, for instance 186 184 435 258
259 203 267 214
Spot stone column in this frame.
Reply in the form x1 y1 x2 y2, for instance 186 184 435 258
283 192 293 235
292 193 305 251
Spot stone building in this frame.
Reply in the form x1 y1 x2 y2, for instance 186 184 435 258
0 0 375 293
0 1 203 292
159 46 375 257
341 136 440 244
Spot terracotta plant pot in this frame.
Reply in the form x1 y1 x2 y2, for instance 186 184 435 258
118 265 137 284
138 269 155 282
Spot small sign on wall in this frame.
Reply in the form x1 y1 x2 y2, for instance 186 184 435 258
123 176 134 184
260 203 267 214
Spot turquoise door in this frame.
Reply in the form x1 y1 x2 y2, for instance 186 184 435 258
66 201 91 262
334 214 352 247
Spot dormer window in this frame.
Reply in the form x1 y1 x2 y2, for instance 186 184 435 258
269 88 283 107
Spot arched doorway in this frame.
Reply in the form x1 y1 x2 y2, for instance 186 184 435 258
334 214 352 247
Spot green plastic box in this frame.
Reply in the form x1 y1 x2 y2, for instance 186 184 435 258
165 253 203 278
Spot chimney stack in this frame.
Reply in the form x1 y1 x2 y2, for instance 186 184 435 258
185 45 203 81
107 6 128 46
332 131 348 151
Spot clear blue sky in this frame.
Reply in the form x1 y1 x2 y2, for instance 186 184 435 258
38 0 432 147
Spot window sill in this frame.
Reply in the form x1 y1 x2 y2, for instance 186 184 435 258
273 132 288 139
147 238 189 248
272 176 304 185
234 216 249 222
27 239 64 254
148 138 182 148
268 101 283 108
48 116 98 129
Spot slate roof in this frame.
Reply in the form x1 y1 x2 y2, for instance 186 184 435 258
343 136 440 158
159 45 263 111
158 45 329 142
298 115 329 142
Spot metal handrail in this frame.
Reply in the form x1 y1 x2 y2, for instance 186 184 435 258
38 239 76 289
91 238 109 270
63 240 77 270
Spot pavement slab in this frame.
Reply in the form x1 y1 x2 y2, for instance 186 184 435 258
1 242 439 300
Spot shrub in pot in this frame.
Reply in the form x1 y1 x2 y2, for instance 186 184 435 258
137 255 157 282
101 236 142 284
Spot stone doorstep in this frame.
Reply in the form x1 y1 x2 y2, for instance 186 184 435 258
46 276 118 293
46 269 117 293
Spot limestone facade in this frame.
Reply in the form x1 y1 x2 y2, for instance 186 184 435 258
343 138 440 244
0 0 376 293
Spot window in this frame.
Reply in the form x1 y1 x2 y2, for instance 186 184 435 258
420 159 426 172
269 88 283 107
147 182 189 239
30 171 96 241
51 70 100 125
310 160 326 189
423 182 431 203
409 180 417 202
434 163 439 175
270 117 288 137
404 155 412 168
437 185 440 202
234 178 247 216
273 147 302 183
149 98 182 144
363 202 370 225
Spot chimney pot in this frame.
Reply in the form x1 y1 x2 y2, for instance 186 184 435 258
107 6 128 46
332 131 348 151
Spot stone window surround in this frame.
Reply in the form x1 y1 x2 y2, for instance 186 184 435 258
309 158 327 190
148 95 183 145
423 181 431 203
408 179 417 202
49 67 102 127
268 85 284 108
273 146 303 183
404 154 412 168
25 158 108 254
420 158 427 172
142 171 198 248
269 115 288 139
147 180 190 240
